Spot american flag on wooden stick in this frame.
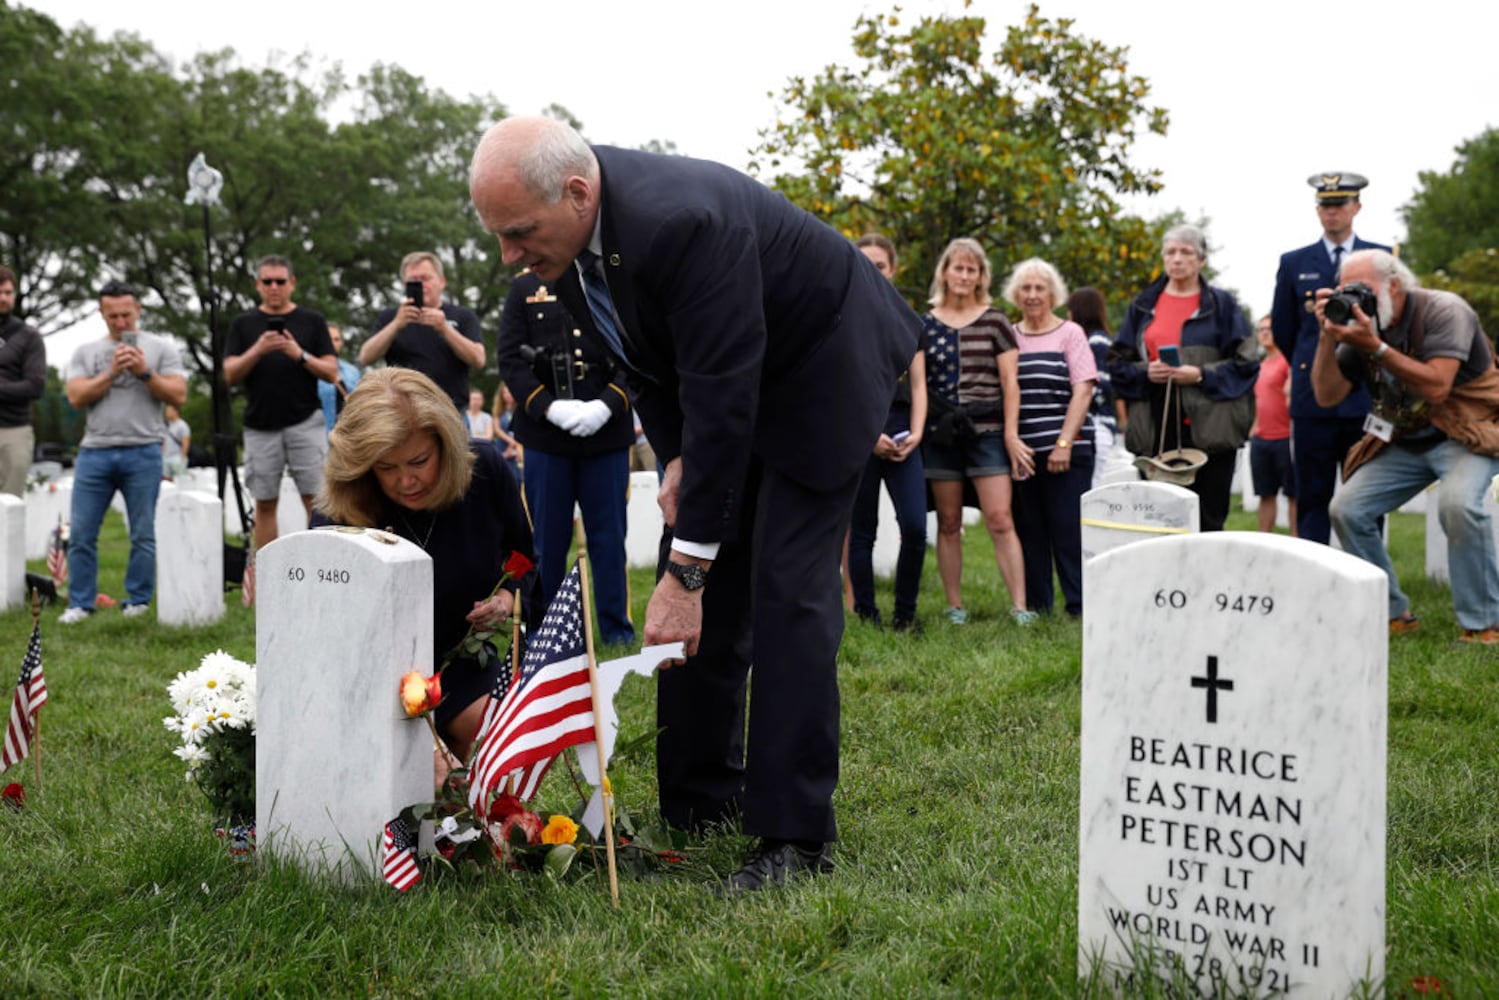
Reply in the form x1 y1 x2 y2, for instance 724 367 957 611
46 518 66 587
381 815 421 891
1 620 47 773
467 564 594 812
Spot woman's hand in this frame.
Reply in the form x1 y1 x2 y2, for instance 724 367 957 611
1170 364 1204 385
872 433 899 460
1047 444 1073 474
891 429 922 462
466 588 515 629
1007 434 1036 480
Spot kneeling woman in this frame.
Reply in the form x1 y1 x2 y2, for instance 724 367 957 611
317 368 535 760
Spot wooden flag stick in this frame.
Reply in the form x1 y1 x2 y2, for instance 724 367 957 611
29 589 41 790
511 587 522 684
573 520 620 908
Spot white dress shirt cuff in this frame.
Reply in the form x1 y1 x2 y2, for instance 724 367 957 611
670 538 719 561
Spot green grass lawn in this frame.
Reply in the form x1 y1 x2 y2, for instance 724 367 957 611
0 506 1493 997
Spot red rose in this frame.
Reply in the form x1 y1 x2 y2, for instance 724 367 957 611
503 551 534 580
487 793 527 823
2 783 23 810
499 810 542 847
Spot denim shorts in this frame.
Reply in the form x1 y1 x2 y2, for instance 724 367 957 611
923 429 1011 480
1249 436 1296 498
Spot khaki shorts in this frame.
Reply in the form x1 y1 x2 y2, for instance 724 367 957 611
243 411 327 501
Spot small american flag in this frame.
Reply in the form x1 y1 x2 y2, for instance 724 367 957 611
241 549 255 608
46 518 67 586
1 621 47 773
467 565 594 812
381 816 421 891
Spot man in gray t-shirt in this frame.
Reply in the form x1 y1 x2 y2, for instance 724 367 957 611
1310 249 1499 645
60 281 188 623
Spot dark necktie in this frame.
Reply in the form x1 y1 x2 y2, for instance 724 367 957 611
1331 245 1344 279
576 249 627 362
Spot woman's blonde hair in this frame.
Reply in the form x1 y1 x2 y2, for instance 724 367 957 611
317 368 475 526
927 237 992 308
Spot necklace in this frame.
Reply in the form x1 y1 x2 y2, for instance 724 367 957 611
395 510 438 551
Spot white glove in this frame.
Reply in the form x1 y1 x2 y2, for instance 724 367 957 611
569 399 613 437
546 398 586 432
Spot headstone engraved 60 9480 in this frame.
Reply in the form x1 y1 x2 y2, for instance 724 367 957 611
1080 481 1200 564
256 527 432 880
1080 533 1386 997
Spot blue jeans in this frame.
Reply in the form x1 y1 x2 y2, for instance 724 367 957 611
848 446 928 622
1330 439 1499 629
68 443 163 609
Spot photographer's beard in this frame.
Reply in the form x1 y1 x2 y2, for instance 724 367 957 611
1376 283 1396 331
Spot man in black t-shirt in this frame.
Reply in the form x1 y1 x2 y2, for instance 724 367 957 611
225 254 338 553
359 251 484 409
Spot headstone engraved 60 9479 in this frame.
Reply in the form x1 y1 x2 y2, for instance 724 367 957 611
256 527 432 880
1080 533 1386 997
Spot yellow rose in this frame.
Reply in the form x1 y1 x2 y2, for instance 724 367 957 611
540 814 579 846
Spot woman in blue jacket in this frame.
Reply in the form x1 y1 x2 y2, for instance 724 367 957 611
1109 225 1259 530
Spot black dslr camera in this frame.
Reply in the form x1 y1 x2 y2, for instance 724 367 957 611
1324 282 1378 326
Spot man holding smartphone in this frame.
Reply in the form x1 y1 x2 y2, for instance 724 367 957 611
59 280 188 624
225 255 338 554
360 252 484 410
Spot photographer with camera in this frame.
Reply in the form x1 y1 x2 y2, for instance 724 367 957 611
1311 249 1499 645
60 281 188 624
225 255 338 554
360 252 484 411
1271 172 1390 544
496 268 635 646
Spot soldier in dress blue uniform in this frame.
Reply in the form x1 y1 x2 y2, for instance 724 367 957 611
497 270 635 645
1270 172 1390 544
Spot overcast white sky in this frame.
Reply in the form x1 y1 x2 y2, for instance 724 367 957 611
30 0 1499 366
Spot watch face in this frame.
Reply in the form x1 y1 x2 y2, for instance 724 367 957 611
668 561 708 590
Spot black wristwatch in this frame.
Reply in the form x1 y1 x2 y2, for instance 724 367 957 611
664 560 709 591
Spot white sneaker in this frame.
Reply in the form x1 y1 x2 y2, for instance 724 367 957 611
121 603 150 619
58 607 91 625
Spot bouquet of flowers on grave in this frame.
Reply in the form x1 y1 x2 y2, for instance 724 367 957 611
408 735 685 881
163 650 256 831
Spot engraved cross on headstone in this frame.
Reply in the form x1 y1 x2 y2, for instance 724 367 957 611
1190 654 1233 723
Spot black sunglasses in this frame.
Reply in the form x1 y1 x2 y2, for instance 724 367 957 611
259 277 290 286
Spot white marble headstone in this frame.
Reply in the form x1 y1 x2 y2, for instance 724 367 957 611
0 495 25 612
1080 481 1199 564
256 527 433 881
625 470 661 570
154 490 224 626
1423 486 1499 585
1080 533 1386 997
275 476 309 536
25 480 71 561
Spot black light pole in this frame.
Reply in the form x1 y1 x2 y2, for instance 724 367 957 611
185 154 252 547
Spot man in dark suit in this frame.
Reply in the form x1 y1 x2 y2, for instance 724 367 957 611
470 116 921 890
498 269 636 646
1271 172 1390 543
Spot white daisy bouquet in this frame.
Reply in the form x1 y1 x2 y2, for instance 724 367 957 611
164 650 257 825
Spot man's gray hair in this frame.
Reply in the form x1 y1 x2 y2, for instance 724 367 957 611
1162 224 1208 260
1341 249 1420 290
472 117 596 205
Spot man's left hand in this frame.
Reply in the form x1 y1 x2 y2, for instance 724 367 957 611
418 307 447 329
1315 288 1380 352
644 576 701 663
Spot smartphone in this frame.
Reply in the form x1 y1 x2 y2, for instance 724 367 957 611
405 279 424 306
121 331 138 348
1158 344 1181 367
892 430 911 445
266 316 287 334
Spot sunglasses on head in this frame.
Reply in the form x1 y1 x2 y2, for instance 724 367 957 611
259 277 289 286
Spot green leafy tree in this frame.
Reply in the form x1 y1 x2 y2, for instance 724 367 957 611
751 3 1170 311
1401 128 1499 274
1424 247 1499 341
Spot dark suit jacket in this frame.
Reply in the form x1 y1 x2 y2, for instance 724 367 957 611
554 146 922 544
1270 236 1388 418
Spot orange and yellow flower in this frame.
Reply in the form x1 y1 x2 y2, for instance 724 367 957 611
399 671 442 717
540 814 579 846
